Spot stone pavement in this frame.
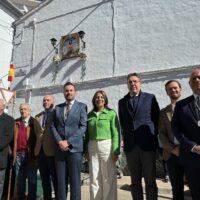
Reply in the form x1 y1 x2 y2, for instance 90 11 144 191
37 174 192 199
73 174 192 200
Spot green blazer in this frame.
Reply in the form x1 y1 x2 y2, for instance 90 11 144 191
85 108 120 155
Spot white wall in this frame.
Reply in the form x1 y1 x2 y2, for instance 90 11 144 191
0 8 15 88
11 0 200 117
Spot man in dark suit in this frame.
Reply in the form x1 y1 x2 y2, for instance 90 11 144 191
51 82 87 200
172 68 200 200
118 73 160 200
35 95 57 200
159 80 184 200
0 99 14 199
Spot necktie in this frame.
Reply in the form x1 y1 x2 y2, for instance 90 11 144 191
130 96 137 111
21 121 26 128
64 103 71 119
42 112 48 127
196 96 200 107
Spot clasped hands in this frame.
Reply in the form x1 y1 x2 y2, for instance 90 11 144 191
192 145 200 154
58 140 70 151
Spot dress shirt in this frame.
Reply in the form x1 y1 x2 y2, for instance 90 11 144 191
22 116 30 127
64 100 75 119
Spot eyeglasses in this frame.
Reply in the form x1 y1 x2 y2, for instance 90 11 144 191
191 76 200 81
128 80 140 84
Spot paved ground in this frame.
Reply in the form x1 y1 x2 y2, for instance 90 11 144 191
37 174 192 199
67 175 192 200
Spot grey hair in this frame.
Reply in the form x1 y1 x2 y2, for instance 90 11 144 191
19 103 31 111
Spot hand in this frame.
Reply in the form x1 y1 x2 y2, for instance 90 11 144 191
112 154 118 162
58 140 69 151
171 146 180 157
85 152 90 161
192 145 200 154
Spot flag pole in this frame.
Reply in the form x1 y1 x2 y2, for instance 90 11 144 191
7 65 16 200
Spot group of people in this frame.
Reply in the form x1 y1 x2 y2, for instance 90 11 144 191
0 68 200 200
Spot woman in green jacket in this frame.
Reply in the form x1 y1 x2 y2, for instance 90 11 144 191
85 90 120 200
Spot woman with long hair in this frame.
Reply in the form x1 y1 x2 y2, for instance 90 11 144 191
85 90 120 200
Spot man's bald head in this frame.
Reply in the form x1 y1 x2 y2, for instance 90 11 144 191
189 68 200 95
43 95 54 111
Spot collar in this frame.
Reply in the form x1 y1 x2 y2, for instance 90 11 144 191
193 94 200 99
93 108 109 114
129 91 141 98
22 116 30 124
44 108 54 113
66 99 75 106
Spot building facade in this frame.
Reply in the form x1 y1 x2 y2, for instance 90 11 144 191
0 0 22 88
11 0 200 117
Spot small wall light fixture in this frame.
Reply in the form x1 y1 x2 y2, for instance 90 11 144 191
50 38 58 54
78 31 86 59
78 31 86 48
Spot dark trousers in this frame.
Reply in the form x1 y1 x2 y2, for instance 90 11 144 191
2 156 15 200
38 148 57 200
55 151 82 200
15 152 37 200
183 153 200 200
126 145 157 200
166 154 184 200
0 169 6 200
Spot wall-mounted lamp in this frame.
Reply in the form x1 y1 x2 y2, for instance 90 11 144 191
78 31 86 60
78 31 86 49
50 38 58 54
50 38 61 84
50 37 60 64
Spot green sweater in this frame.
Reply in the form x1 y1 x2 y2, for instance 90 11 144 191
85 108 120 155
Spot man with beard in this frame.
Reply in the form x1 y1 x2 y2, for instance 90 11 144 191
172 69 200 200
51 82 87 200
159 80 184 200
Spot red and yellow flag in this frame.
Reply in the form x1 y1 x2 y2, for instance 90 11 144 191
8 63 15 82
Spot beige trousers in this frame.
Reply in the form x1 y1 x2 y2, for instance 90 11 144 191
88 139 117 200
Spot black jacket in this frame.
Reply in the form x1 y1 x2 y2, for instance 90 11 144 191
0 113 14 169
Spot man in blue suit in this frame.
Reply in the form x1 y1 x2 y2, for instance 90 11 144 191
51 82 87 200
118 73 160 200
172 68 200 200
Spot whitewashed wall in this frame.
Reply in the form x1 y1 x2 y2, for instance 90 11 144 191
0 7 15 88
11 0 200 117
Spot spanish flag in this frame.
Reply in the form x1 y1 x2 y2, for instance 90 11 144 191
8 63 15 82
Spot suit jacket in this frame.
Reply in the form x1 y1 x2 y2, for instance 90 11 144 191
13 116 40 166
172 95 200 157
118 91 160 152
0 113 14 169
159 104 177 160
35 110 55 157
51 100 87 154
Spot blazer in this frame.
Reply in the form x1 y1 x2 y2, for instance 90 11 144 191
86 108 120 155
13 117 40 166
118 91 160 152
172 95 200 155
0 113 14 169
35 110 55 157
51 100 87 153
159 104 177 160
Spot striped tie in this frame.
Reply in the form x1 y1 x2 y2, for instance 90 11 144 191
64 103 71 119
